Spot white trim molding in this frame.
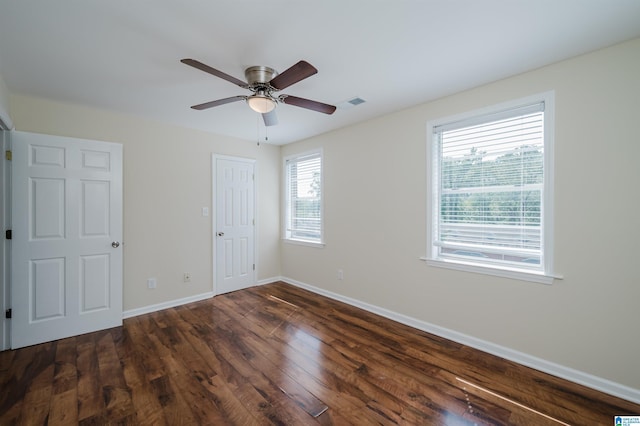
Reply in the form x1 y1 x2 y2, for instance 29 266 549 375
122 277 278 319
280 276 640 405
122 291 214 319
0 129 10 350
420 257 561 285
257 276 283 286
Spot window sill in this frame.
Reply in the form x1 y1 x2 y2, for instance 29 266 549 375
419 257 562 285
283 238 325 249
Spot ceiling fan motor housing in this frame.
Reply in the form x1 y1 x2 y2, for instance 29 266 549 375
245 66 276 88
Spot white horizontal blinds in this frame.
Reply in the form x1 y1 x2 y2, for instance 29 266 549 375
286 152 322 242
436 102 544 267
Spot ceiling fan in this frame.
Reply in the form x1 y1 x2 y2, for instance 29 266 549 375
181 58 337 126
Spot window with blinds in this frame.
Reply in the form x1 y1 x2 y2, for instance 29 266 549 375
284 150 323 244
428 96 554 275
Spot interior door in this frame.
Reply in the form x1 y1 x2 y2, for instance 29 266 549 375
215 156 255 294
11 131 122 349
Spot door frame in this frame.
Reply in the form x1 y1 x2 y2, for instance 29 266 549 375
0 84 12 351
211 154 257 295
0 129 10 350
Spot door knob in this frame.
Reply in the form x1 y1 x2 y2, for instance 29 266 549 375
217 232 224 237
112 241 120 248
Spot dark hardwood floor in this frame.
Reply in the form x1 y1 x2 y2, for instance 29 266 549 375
1 281 639 425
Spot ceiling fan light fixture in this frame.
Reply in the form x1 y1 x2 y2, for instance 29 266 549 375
247 94 276 113
182 59 336 120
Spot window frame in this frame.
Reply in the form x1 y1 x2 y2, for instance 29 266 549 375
425 92 557 284
283 148 325 247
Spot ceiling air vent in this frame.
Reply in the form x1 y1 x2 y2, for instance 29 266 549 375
337 97 366 109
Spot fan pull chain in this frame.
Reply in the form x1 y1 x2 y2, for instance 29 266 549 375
256 114 261 146
256 114 268 146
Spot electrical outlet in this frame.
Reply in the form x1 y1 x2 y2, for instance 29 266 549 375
337 269 344 280
183 272 191 283
147 278 157 289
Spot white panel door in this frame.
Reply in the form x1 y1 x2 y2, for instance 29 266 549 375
215 156 255 294
11 131 122 348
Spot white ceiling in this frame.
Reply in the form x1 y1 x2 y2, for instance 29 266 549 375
1 1 640 145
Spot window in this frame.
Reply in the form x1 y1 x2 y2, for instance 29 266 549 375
427 93 554 282
284 149 323 245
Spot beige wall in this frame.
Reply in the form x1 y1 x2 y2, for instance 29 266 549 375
281 38 640 391
9 95 281 311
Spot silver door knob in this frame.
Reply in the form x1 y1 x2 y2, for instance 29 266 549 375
112 241 120 248
217 232 224 237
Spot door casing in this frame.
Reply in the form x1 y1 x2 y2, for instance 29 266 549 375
0 129 10 350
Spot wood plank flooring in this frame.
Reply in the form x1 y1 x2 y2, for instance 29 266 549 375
1 281 639 425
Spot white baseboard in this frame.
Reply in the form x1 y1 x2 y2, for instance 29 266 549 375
122 276 284 319
122 277 279 319
257 276 283 286
122 291 214 319
280 276 640 405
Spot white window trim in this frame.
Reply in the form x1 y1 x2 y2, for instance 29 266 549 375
425 92 559 284
283 238 326 248
282 148 325 247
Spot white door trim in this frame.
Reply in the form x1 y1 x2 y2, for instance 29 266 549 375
212 154 257 295
0 129 10 351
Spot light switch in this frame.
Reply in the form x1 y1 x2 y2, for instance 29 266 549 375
202 207 209 217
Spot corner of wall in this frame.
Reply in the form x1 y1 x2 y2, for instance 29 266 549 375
0 74 13 130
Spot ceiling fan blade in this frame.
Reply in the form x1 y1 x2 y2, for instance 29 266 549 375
282 95 337 115
269 60 318 90
191 96 246 110
262 110 278 126
181 58 247 88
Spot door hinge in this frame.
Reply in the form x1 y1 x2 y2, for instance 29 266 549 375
5 309 11 319
4 150 11 161
253 264 255 271
5 229 11 240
